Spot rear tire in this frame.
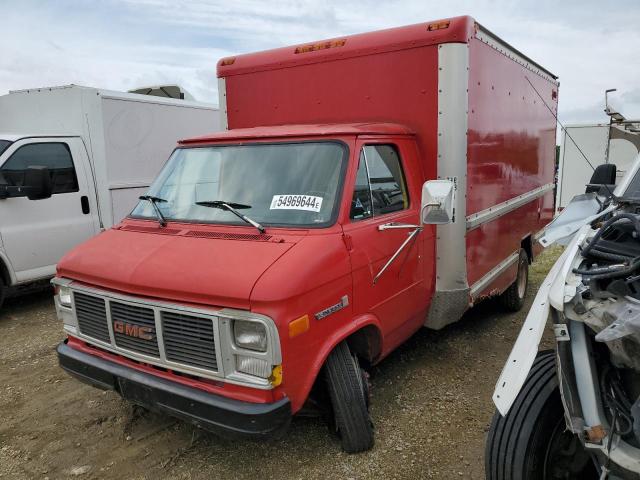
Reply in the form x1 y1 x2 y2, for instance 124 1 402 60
325 341 374 453
485 351 597 480
499 249 529 312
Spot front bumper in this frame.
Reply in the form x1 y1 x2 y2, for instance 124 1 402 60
57 340 291 439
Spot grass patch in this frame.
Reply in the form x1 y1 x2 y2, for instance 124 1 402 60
530 245 564 285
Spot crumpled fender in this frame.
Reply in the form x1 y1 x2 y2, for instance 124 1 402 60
492 225 589 415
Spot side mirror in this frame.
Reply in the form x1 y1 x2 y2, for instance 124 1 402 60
586 163 617 194
25 166 52 200
421 179 455 224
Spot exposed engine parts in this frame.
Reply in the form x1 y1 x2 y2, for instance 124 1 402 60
568 212 640 457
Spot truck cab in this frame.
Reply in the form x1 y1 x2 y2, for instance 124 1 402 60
0 134 99 305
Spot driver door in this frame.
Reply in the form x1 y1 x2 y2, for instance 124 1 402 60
342 139 428 342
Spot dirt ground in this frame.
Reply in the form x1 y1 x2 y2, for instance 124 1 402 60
0 248 561 480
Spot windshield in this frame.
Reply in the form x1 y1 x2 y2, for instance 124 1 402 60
0 140 11 156
130 141 347 227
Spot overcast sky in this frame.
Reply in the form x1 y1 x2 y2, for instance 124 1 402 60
1 0 639 128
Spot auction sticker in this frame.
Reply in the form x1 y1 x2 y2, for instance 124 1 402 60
270 194 323 212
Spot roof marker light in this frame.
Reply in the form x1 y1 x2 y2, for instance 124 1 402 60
220 57 236 66
294 39 346 54
427 21 450 31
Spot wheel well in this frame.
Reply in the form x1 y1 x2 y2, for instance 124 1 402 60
345 325 382 366
303 324 382 416
521 235 533 264
0 258 10 287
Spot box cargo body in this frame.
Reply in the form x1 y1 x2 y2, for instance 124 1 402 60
0 85 218 294
556 123 640 210
53 16 558 452
218 16 558 326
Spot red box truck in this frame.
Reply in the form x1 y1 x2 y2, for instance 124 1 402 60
54 16 558 452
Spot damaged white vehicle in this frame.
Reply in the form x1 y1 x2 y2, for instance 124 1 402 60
486 158 640 479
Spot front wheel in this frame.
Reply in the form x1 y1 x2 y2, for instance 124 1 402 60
485 351 597 480
324 341 374 453
499 249 529 312
0 278 6 311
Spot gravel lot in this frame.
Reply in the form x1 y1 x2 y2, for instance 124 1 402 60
0 248 560 480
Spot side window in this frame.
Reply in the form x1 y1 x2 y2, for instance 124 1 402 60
0 143 79 196
350 144 408 220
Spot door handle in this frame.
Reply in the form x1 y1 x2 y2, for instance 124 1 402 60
80 196 90 214
378 222 421 231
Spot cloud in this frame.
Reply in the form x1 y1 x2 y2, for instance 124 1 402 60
0 1 234 102
1 0 639 125
621 88 640 106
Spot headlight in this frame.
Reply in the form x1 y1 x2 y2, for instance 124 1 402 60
57 285 72 308
236 355 271 378
219 311 281 387
233 320 267 352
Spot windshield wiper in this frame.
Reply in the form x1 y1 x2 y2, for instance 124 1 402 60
195 200 266 234
139 195 167 227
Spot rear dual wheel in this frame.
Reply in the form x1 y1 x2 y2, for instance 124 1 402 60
499 249 529 312
325 340 374 453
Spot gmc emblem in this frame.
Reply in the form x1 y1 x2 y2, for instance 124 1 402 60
113 320 155 341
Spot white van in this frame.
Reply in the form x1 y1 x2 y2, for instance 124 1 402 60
556 122 640 210
0 85 219 307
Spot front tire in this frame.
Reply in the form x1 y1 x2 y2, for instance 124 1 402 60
485 351 597 480
325 341 374 453
0 278 6 311
499 249 529 312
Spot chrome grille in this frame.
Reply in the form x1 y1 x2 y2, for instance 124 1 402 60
70 288 220 377
111 301 159 357
162 312 217 370
74 292 109 343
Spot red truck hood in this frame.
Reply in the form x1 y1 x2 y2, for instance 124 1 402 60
57 226 298 310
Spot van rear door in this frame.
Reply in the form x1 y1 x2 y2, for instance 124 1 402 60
0 137 99 283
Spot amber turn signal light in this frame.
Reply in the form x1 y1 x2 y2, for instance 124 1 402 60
269 365 283 387
289 314 310 338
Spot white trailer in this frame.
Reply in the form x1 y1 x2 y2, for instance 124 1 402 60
0 85 219 305
556 121 640 211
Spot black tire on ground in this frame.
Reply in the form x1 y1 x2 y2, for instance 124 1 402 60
324 340 374 453
485 350 597 480
499 249 529 312
0 277 6 310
